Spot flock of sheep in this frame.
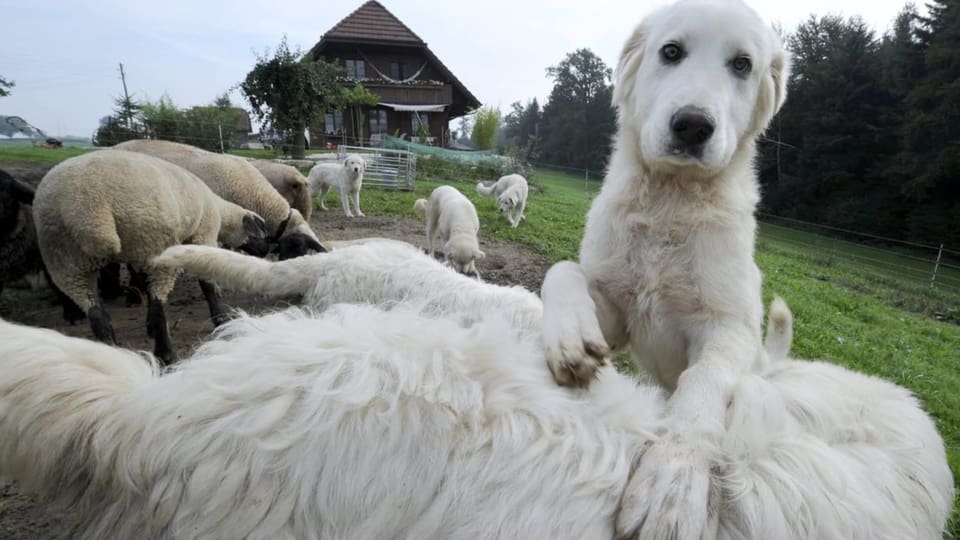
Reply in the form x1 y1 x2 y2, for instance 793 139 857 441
0 140 530 364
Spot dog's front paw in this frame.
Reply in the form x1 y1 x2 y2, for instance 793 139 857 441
542 308 609 387
356 211 366 217
345 212 355 218
616 436 712 540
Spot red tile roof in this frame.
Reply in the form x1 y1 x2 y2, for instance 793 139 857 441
321 1 424 45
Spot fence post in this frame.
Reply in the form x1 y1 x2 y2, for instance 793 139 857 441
930 243 944 289
584 168 589 192
218 123 224 153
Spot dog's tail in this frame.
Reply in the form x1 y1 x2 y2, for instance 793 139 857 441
0 318 157 499
153 245 316 297
763 296 793 359
413 198 428 215
475 181 495 196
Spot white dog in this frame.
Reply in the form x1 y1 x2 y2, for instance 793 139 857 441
540 0 792 536
476 174 529 228
0 242 950 538
307 154 366 217
414 185 484 277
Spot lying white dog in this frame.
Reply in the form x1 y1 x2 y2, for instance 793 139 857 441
307 154 366 217
540 0 794 536
414 185 484 277
476 174 529 228
0 241 950 539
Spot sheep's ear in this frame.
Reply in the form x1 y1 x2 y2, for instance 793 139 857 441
307 237 326 253
10 179 35 205
243 215 268 239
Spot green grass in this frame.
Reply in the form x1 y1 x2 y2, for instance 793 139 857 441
0 145 92 165
3 146 959 533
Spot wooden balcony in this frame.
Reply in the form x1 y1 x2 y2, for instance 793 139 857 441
346 81 453 105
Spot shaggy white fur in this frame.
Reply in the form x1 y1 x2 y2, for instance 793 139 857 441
307 154 367 218
413 185 484 277
153 240 539 332
540 1 795 535
476 174 529 228
0 282 950 538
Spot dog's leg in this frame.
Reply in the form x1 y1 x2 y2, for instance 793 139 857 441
425 207 439 257
541 261 626 387
616 323 761 540
339 184 354 218
317 184 331 211
352 188 365 218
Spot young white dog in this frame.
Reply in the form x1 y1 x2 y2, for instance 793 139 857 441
476 174 529 228
414 185 484 277
0 242 949 539
540 0 793 536
307 154 366 217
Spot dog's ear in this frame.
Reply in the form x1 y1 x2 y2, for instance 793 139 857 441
612 21 649 110
750 31 791 135
474 249 485 260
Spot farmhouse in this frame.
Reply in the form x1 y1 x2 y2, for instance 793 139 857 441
308 0 481 148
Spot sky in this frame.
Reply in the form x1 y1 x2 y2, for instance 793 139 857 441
0 0 915 138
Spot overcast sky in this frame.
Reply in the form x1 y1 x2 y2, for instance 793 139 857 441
1 0 914 137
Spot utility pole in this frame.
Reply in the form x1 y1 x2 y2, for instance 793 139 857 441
118 62 133 129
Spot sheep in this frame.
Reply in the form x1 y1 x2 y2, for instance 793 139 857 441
0 271 950 538
249 159 312 220
114 139 321 257
32 149 269 364
414 185 484 277
307 153 367 217
0 168 43 297
476 173 529 228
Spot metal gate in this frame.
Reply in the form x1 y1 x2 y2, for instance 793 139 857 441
337 145 417 191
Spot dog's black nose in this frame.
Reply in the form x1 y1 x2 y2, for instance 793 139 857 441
671 107 715 148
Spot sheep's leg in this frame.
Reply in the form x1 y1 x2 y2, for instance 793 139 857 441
143 267 180 365
87 303 116 345
97 263 123 300
198 279 230 327
145 295 174 365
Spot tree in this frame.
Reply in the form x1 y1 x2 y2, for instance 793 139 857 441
538 49 615 172
240 37 345 158
502 99 541 160
471 106 501 150
343 83 379 145
0 75 13 98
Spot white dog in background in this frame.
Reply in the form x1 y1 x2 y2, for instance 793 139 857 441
307 154 367 217
0 240 949 538
476 174 529 228
414 185 484 277
540 0 793 536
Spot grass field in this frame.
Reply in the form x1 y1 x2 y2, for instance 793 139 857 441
2 146 958 532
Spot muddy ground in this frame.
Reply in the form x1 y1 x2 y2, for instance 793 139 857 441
0 162 552 539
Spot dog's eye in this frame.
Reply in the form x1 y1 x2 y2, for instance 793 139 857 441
660 43 684 63
731 55 752 75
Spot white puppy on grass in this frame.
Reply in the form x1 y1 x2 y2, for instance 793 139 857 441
0 240 948 539
307 154 366 217
414 185 484 277
476 174 529 228
540 0 798 537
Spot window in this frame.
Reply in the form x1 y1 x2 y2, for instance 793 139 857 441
325 110 344 134
411 112 430 135
389 62 407 81
368 109 388 135
345 59 365 79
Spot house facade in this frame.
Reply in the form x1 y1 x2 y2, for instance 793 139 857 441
309 0 480 148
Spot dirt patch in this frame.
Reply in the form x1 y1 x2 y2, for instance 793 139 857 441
0 162 553 538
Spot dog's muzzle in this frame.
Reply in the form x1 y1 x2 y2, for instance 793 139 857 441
669 106 715 158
